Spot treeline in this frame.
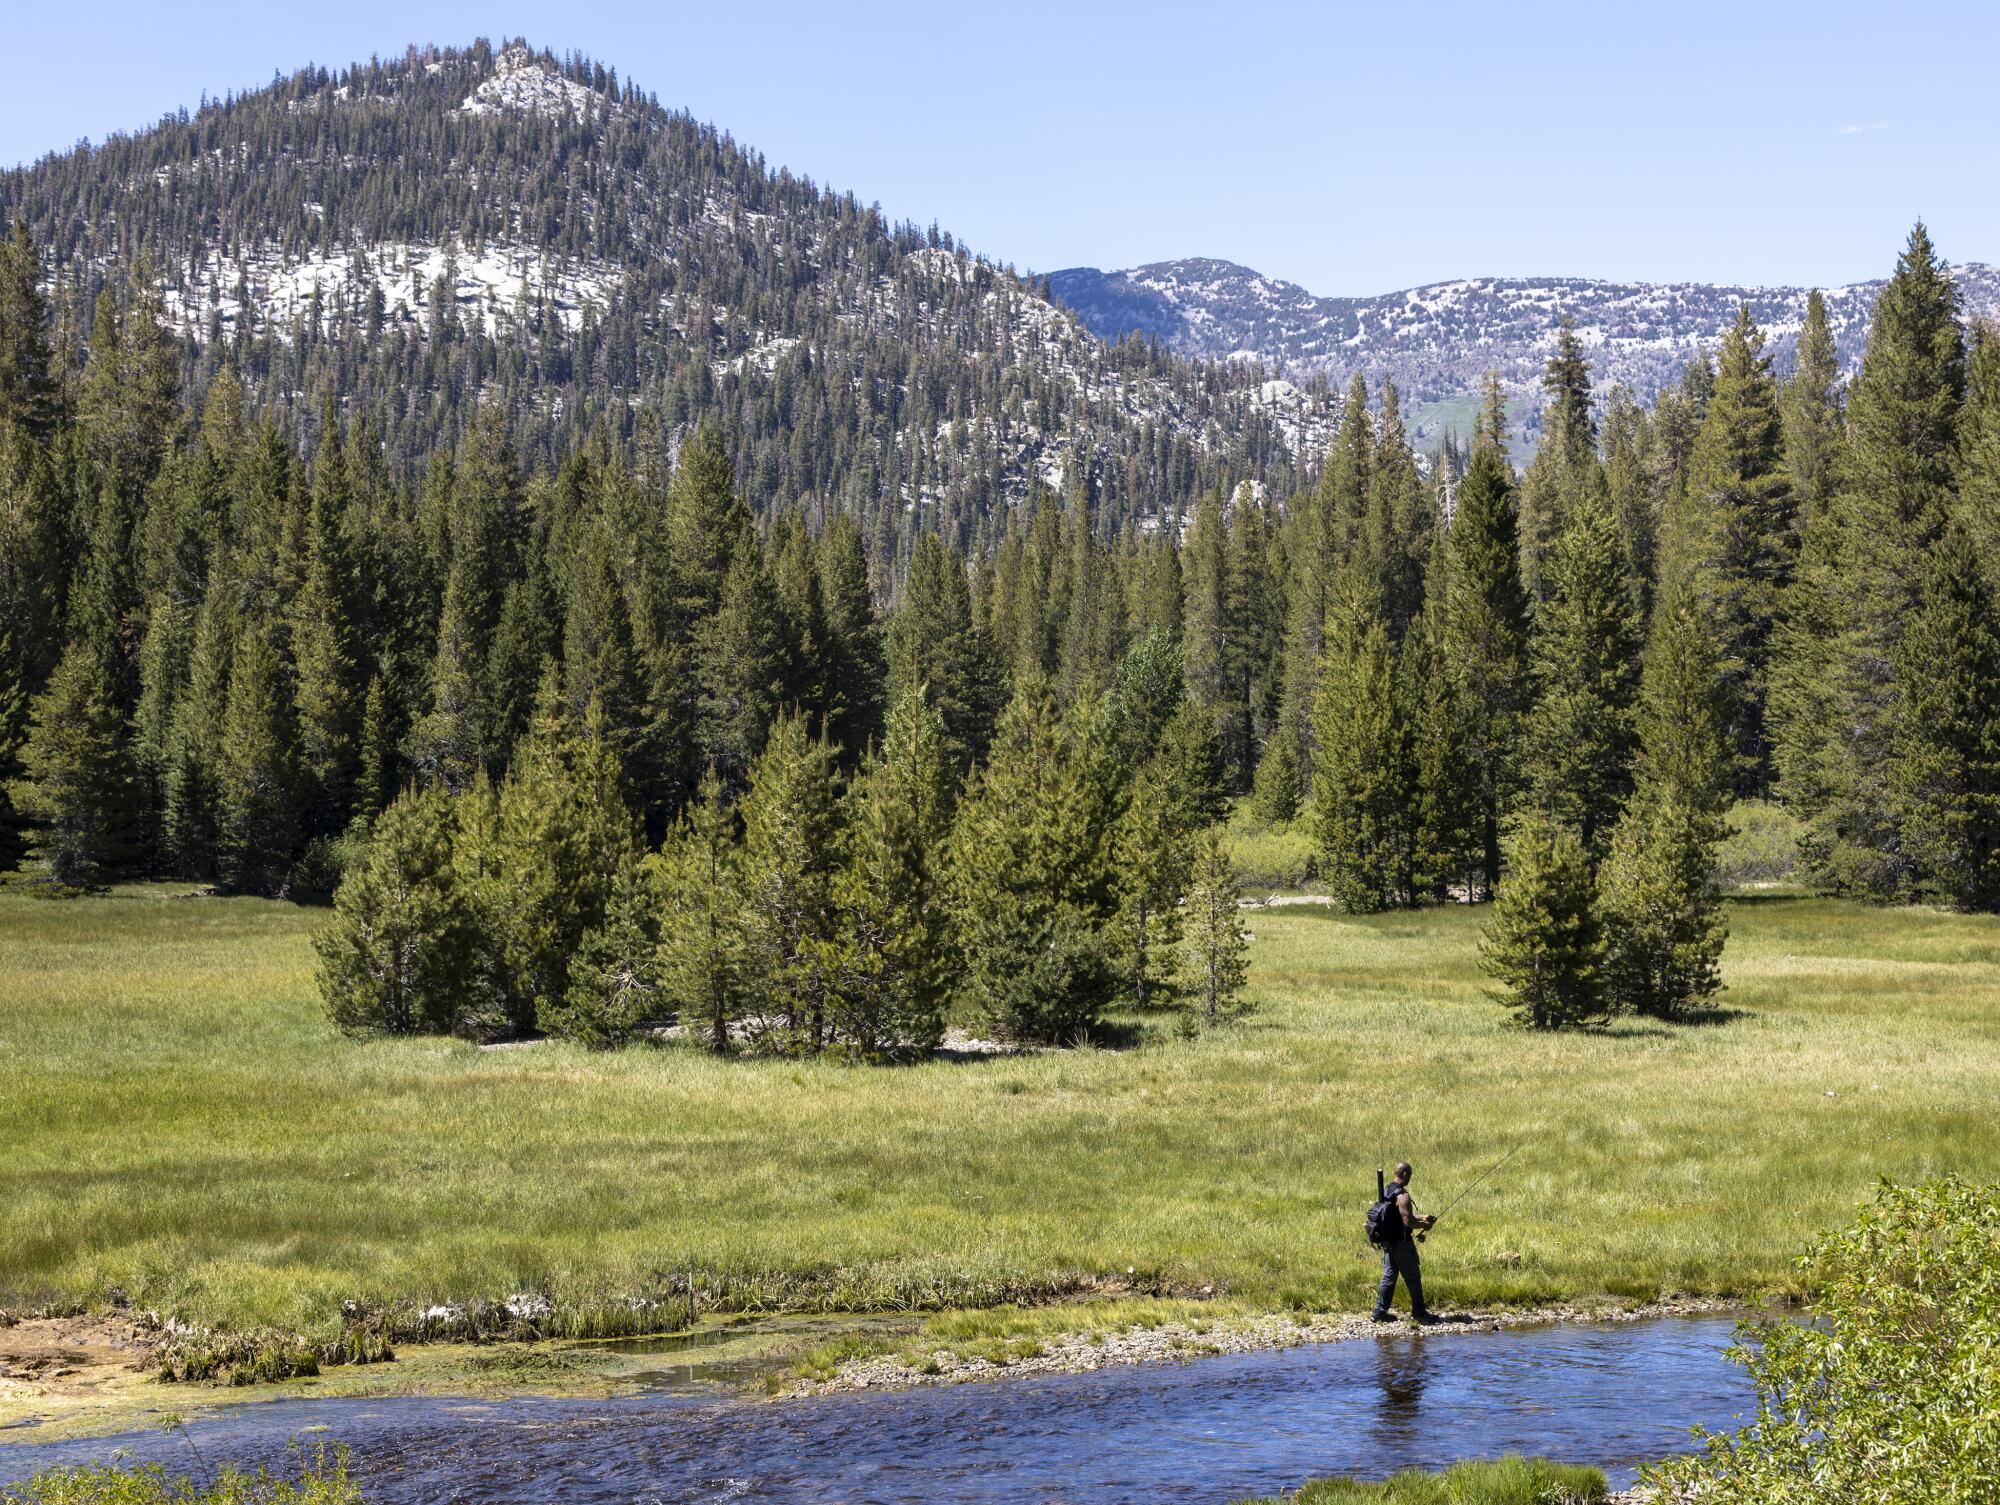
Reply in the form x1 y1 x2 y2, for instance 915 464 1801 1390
4 220 1998 1037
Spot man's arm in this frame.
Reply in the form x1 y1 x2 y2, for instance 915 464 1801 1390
1395 1190 1437 1230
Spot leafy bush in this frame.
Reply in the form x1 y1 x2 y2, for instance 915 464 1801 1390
3 1446 363 1504
1646 1177 2000 1505
1238 1454 1606 1504
1716 798 1801 887
1224 807 1319 893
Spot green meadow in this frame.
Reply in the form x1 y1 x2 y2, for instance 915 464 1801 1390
3 884 1997 1343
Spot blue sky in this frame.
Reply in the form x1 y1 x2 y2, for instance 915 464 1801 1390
4 0 1994 294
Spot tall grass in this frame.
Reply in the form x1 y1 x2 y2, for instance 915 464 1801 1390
1239 1456 1607 1504
3 886 1997 1342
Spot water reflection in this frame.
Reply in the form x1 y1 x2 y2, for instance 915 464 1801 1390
1372 1333 1431 1442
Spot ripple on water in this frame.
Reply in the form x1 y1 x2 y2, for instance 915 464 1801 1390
0 1316 1758 1503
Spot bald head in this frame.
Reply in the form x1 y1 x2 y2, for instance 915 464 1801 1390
1394 1161 1413 1183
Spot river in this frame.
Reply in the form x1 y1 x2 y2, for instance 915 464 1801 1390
0 1315 1755 1503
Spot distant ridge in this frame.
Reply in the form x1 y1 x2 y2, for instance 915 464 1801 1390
1050 256 2000 441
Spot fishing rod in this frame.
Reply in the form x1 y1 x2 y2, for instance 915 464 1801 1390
1416 1143 1526 1243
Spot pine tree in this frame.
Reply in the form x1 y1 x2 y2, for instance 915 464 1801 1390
1107 627 1184 768
1599 585 1732 1019
697 542 792 788
1522 477 1643 863
216 623 302 894
1781 289 1846 540
1518 316 1598 599
1178 825 1249 1023
15 639 141 887
657 767 752 1053
1402 608 1480 903
317 784 484 1036
738 711 843 1049
1957 326 2000 583
353 674 396 824
1667 307 1793 784
1598 790 1727 1021
1111 764 1189 1008
1480 815 1607 1030
545 858 662 1049
1890 524 2000 909
1442 444 1532 895
1249 729 1302 824
950 676 1120 1042
407 565 495 793
823 687 956 1056
289 480 363 836
667 425 752 623
819 511 885 759
1774 224 1967 893
886 530 999 769
0 220 58 443
160 586 234 875
1182 484 1246 777
77 262 180 498
1311 587 1410 912
1154 699 1230 834
488 677 638 1038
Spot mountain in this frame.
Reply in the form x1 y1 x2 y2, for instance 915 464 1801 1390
0 42 1334 551
1050 256 2000 445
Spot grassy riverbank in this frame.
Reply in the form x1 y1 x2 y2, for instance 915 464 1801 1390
4 885 1997 1345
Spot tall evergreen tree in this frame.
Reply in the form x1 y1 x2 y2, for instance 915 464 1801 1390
1521 477 1643 863
1890 524 2000 909
951 677 1120 1042
1111 763 1190 1009
0 220 58 443
1442 446 1533 894
738 712 843 1049
15 638 141 887
819 511 885 758
1178 826 1249 1023
216 623 302 895
1774 224 1967 892
657 767 751 1053
1518 316 1598 599
1956 325 2000 584
1311 586 1410 912
697 542 792 787
1668 307 1794 785
885 530 998 769
1599 583 1732 1019
824 687 956 1055
1401 606 1480 903
1480 815 1606 1030
317 785 485 1036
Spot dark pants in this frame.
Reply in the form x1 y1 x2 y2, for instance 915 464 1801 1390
1374 1237 1427 1317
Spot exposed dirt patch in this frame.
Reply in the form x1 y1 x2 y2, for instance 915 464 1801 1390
0 1314 157 1430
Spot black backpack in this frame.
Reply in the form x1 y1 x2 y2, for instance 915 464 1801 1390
1365 1188 1403 1247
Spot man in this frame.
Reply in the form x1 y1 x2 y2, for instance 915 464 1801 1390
1372 1160 1439 1324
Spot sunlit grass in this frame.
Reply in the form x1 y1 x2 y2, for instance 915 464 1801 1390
3 886 1997 1341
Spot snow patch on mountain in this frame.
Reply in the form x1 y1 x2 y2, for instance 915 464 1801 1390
460 46 615 121
156 241 624 339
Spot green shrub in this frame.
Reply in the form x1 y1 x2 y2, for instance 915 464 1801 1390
3 1445 363 1504
1716 799 1802 887
1645 1177 2000 1505
1238 1454 1606 1504
1224 808 1319 893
